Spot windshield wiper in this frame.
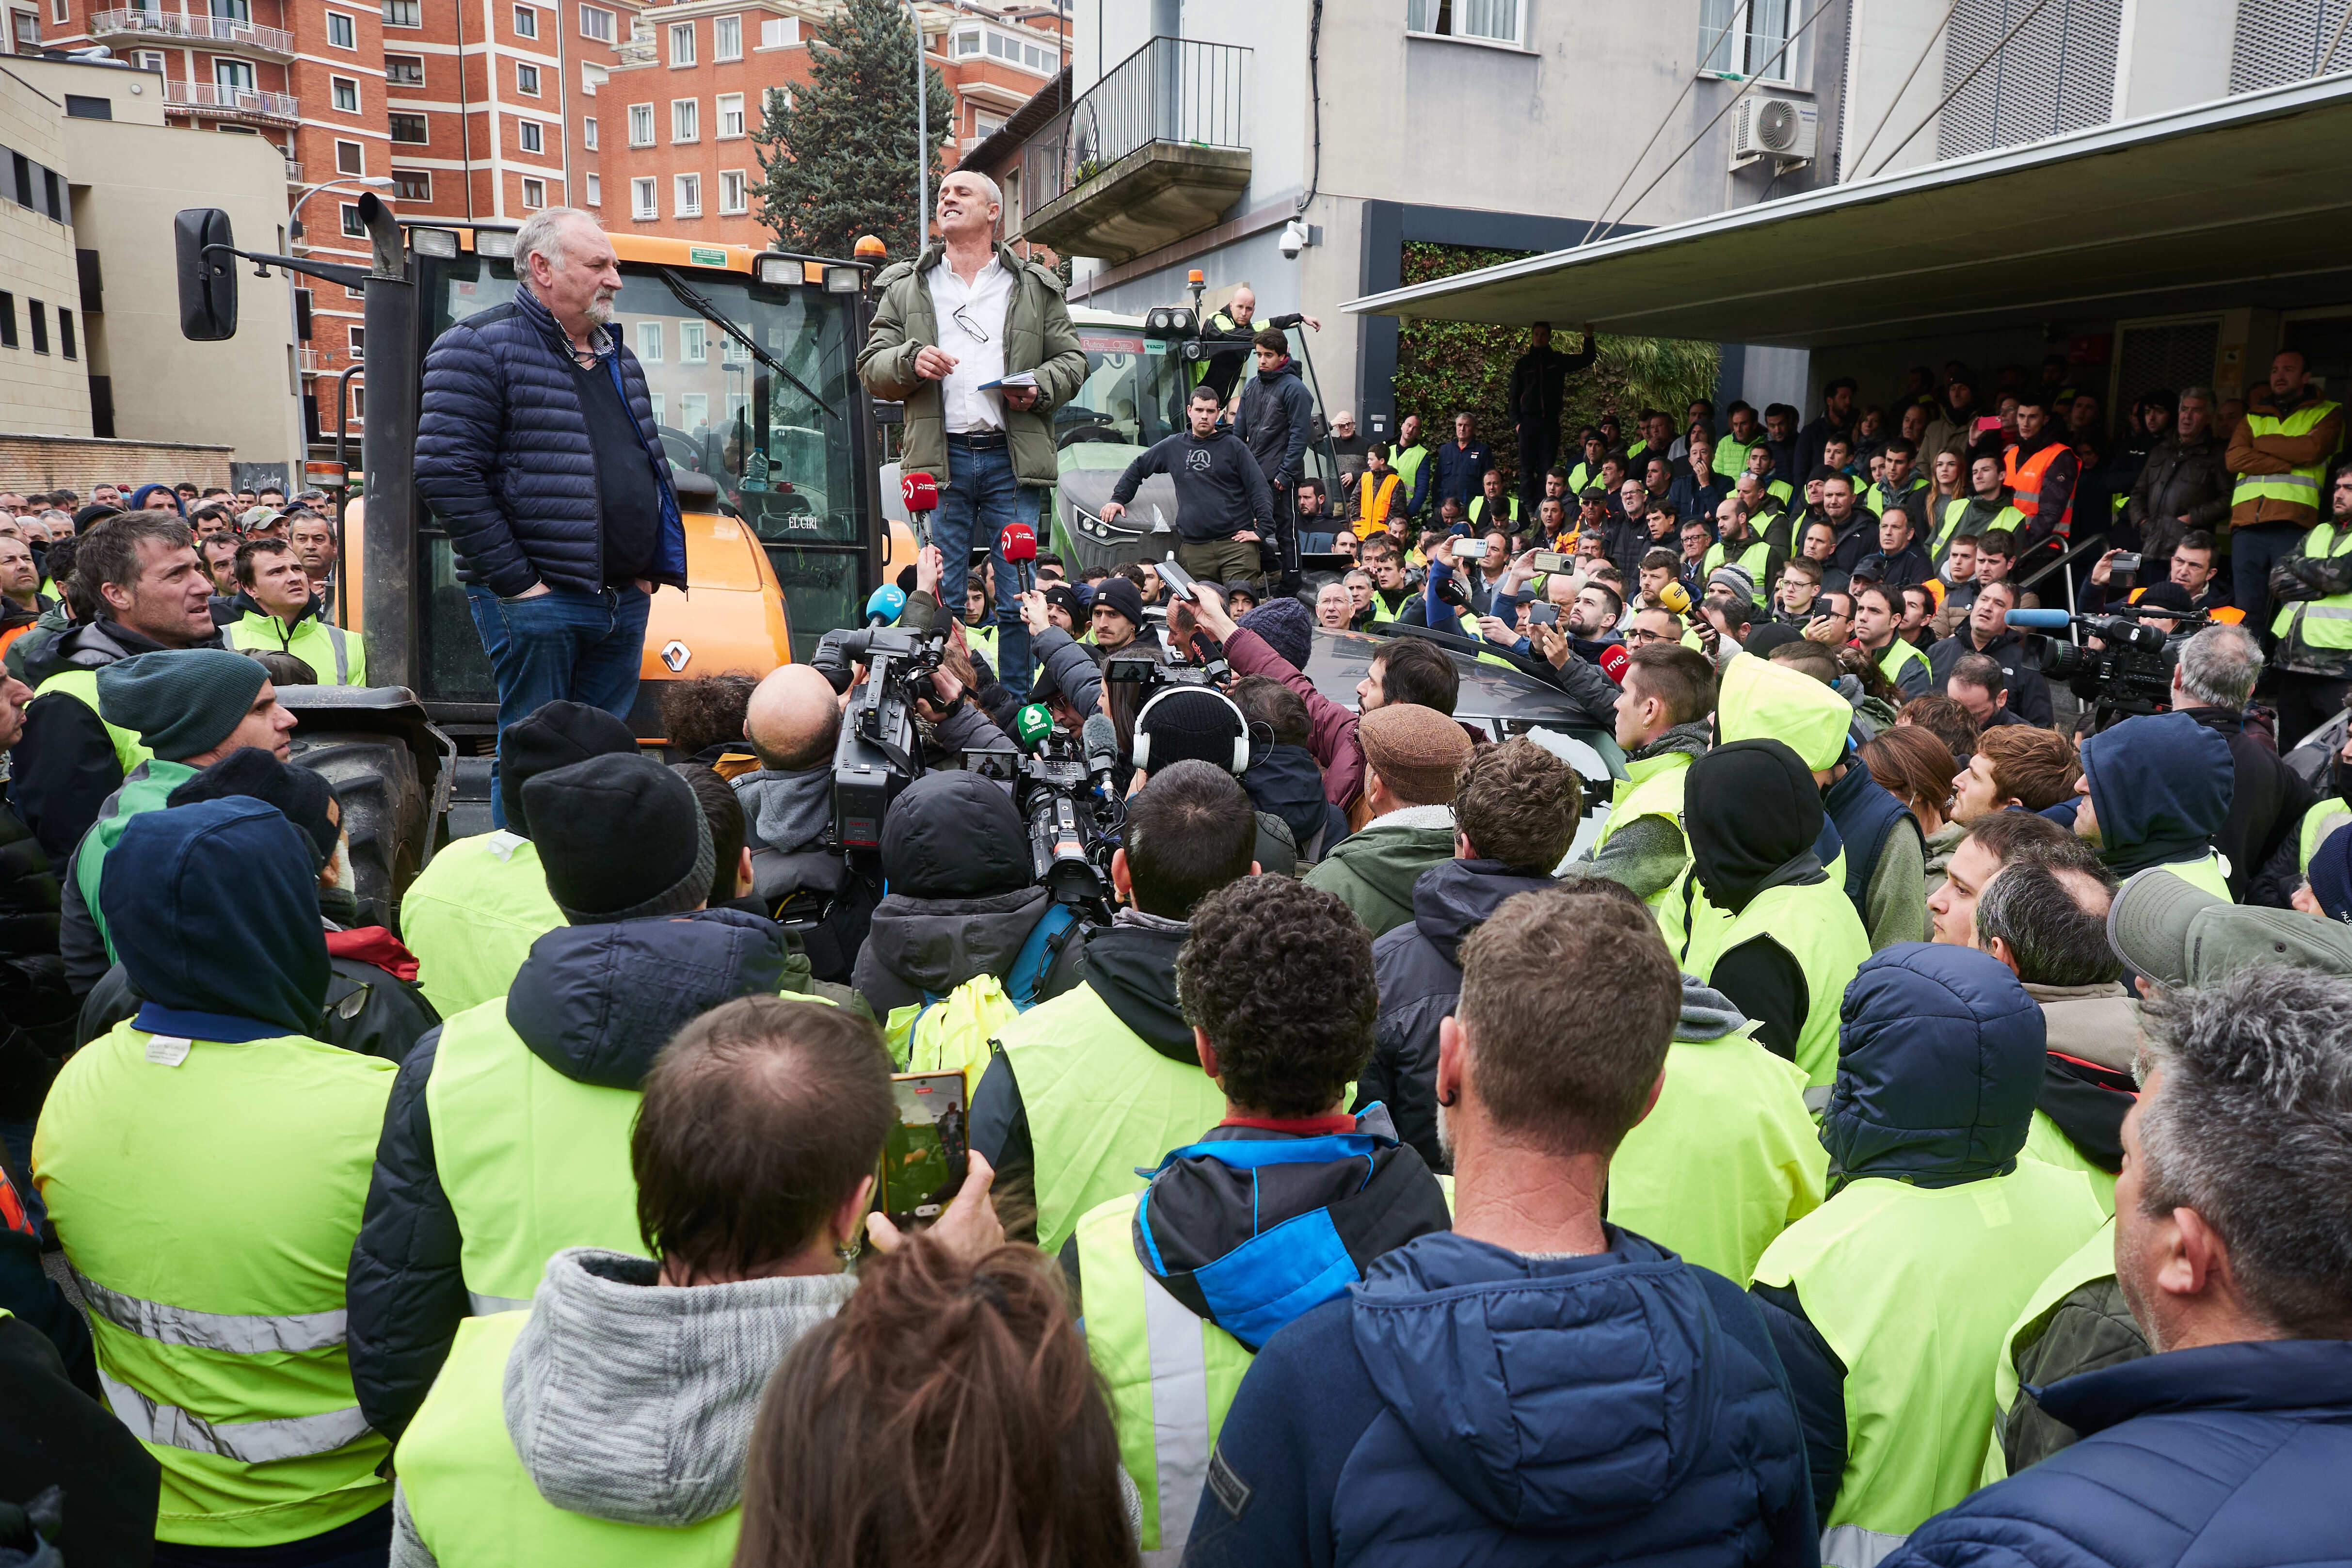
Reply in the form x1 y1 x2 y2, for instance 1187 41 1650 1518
657 266 837 420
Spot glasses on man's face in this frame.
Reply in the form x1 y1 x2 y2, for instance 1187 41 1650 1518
951 302 991 342
1625 625 1672 645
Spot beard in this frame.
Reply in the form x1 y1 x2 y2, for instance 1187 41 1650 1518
1435 1100 1454 1169
583 289 619 328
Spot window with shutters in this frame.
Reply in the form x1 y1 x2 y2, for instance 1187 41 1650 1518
521 176 545 208
675 172 701 216
333 74 361 112
1935 0 2123 161
582 115 597 148
584 171 600 205
632 176 656 218
2230 0 2352 95
759 15 796 47
716 91 744 137
719 168 747 213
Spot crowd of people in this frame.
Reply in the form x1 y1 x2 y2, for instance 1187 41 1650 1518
2 190 2350 1568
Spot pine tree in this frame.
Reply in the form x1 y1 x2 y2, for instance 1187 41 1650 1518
754 0 955 261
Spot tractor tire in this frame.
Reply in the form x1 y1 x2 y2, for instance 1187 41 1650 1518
291 729 429 930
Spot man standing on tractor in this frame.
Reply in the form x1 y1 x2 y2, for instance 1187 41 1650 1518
859 170 1087 701
416 208 686 829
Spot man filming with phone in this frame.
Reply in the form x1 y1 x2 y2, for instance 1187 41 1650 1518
1100 384 1274 590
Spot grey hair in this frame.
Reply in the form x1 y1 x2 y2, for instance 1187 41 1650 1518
1974 861 2120 987
2176 623 2263 710
945 169 1002 211
2135 966 2352 1336
514 206 598 272
2178 385 2215 406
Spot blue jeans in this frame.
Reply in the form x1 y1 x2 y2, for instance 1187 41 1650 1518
467 582 651 829
933 439 1036 699
2233 521 2304 626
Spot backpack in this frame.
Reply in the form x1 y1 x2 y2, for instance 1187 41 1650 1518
882 904 1081 1099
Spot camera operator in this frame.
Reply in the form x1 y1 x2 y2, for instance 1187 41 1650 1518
2080 532 2240 622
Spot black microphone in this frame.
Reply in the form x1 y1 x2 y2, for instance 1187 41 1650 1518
1082 711 1120 795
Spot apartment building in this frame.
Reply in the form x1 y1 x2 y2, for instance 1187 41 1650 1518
591 0 1062 242
0 54 299 472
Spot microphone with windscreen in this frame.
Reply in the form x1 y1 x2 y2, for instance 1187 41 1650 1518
864 584 907 627
1000 521 1038 596
1081 711 1121 798
2003 608 2076 631
901 471 939 546
1599 643 1631 684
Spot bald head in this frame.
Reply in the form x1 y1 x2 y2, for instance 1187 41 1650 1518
745 664 843 772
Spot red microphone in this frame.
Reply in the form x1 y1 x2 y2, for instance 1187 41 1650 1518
999 521 1038 596
1599 643 1632 685
901 471 939 545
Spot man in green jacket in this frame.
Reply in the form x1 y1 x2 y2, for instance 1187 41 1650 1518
1303 704 1473 937
856 170 1086 701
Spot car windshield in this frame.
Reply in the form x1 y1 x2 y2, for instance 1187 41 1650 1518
1056 326 1185 450
430 255 865 547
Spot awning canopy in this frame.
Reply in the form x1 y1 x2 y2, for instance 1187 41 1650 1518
1345 73 2352 349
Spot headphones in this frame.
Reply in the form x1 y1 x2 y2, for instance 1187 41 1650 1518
1131 685 1252 776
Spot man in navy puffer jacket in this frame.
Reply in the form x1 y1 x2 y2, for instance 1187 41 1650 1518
416 208 685 825
1888 964 2352 1568
1187 885 1815 1568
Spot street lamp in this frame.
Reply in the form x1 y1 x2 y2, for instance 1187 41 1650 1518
289 175 393 243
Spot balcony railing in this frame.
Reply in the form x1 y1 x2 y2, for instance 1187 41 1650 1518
297 347 320 373
283 159 302 183
91 7 294 55
163 79 300 124
1020 36 1247 212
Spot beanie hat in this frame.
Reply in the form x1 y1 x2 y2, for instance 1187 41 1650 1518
499 699 640 837
1237 596 1312 672
1708 562 1757 603
881 770 1028 898
2136 581 2194 613
2310 822 2352 923
1135 688 1249 777
1093 575 1145 629
1360 703 1473 806
522 753 715 925
1042 583 1085 625
168 746 339 871
72 502 122 535
96 649 270 762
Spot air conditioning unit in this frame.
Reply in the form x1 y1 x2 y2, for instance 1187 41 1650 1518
1731 95 1817 169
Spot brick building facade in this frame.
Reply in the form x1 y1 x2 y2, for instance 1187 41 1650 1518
28 0 1062 450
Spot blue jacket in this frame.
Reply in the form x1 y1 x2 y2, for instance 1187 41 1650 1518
2074 710 2234 878
1185 1228 1816 1568
1425 438 1496 515
415 283 686 599
1890 1339 2352 1568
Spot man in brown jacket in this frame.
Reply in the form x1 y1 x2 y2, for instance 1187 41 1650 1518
2226 349 2343 623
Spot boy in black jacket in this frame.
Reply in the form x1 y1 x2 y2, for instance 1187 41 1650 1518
1100 383 1273 588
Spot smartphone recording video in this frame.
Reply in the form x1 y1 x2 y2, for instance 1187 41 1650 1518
878 1072 969 1232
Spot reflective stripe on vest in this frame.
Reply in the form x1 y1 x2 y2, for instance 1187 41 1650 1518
1074 1193 1254 1566
1821 1523 1911 1568
1753 1167 2108 1551
425 999 652 1309
32 665 151 774
2232 400 2339 511
2003 443 2071 535
2273 523 2352 652
994 984 1229 1261
98 1370 372 1465
74 1265 348 1354
2302 797 2352 872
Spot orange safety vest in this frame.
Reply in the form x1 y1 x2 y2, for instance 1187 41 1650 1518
2127 586 2244 624
1354 472 1403 539
2003 442 2072 538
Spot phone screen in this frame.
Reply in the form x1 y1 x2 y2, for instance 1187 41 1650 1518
1528 602 1560 626
879 1072 969 1232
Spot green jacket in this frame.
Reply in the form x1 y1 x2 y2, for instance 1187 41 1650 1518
857 241 1087 488
1301 805 1456 938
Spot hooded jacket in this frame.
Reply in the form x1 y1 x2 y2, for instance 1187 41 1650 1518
1184 1229 1816 1568
1244 741 1347 861
1235 357 1315 489
15 617 220 864
1751 943 2063 1520
103 797 330 1042
346 906 814 1442
1093 1105 1450 1351
2176 704 2313 901
1897 1340 2352 1568
1359 858 1557 1169
1685 739 1834 1060
0 782 71 1125
2077 711 2234 878
389 1247 857 1566
1302 803 1458 938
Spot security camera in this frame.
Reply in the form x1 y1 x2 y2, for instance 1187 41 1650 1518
1279 219 1308 260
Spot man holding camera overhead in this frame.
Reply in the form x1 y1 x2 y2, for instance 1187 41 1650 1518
858 170 1087 702
1100 383 1274 592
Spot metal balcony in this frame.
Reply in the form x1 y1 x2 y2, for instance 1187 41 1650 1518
1018 36 1250 264
162 79 300 126
91 8 294 58
284 159 303 183
297 347 320 373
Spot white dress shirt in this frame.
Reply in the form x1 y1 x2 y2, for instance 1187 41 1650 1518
927 254 1013 435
